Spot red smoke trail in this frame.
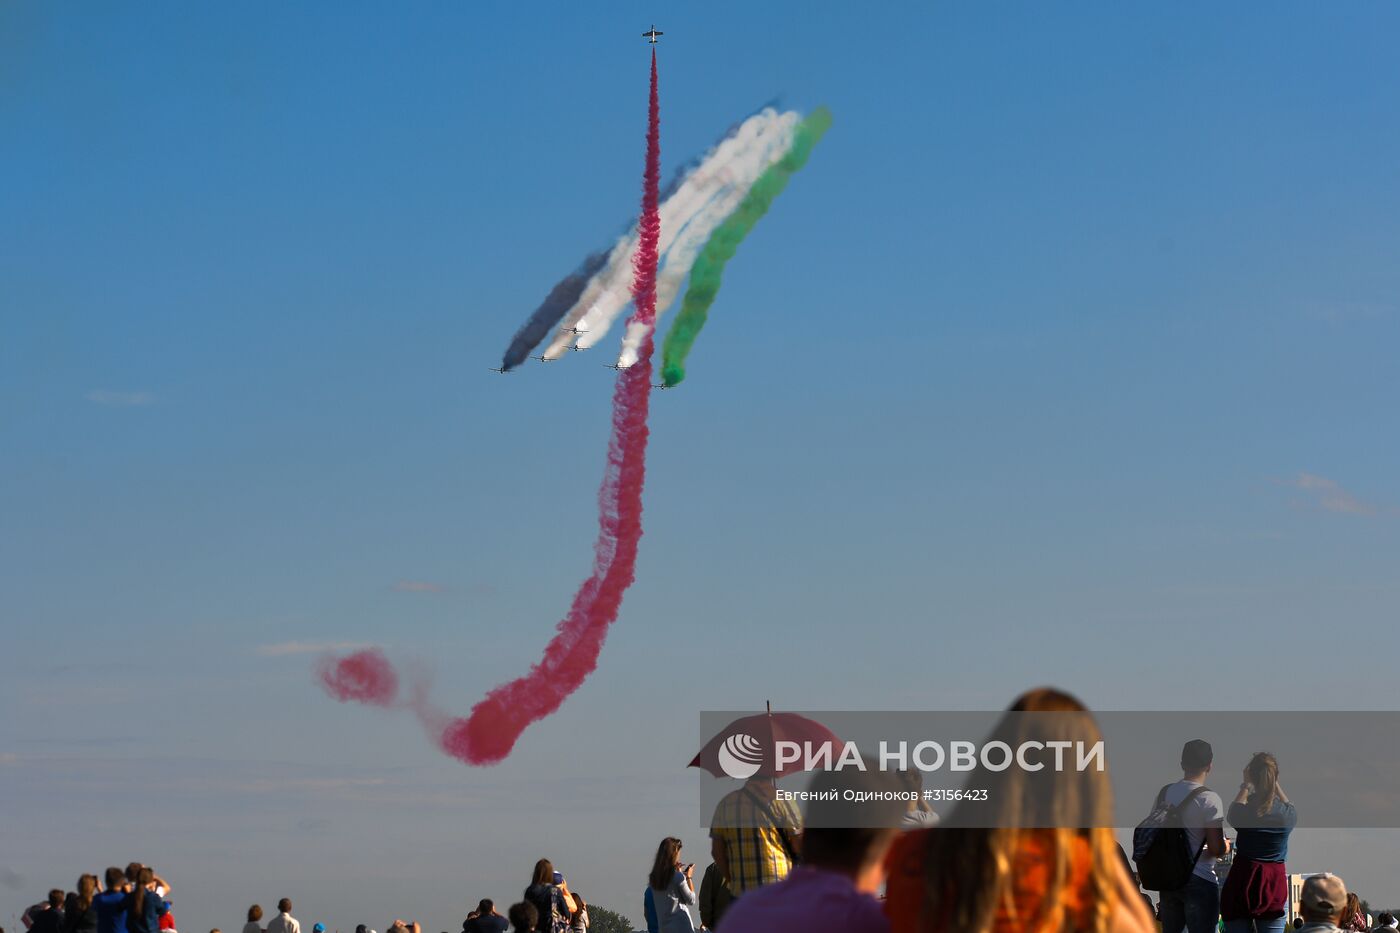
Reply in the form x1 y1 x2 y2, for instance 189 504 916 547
317 648 399 706
437 51 662 765
319 53 662 765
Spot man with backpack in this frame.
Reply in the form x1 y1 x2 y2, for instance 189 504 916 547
1135 739 1229 933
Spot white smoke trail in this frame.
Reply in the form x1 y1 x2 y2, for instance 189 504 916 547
539 108 799 360
614 113 800 369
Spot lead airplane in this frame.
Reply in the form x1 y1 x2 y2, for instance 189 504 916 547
642 25 663 44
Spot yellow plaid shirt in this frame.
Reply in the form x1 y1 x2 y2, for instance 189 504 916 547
708 786 802 896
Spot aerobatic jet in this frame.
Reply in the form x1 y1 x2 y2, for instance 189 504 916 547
531 354 559 363
603 362 632 371
488 366 512 374
642 25 663 44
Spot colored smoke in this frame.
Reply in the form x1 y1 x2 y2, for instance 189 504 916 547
660 107 832 387
499 250 611 370
439 50 663 764
316 648 399 706
616 112 799 368
540 107 793 360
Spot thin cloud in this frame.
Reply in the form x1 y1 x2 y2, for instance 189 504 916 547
85 389 155 407
256 640 372 657
1285 472 1379 516
1308 301 1393 325
392 580 445 593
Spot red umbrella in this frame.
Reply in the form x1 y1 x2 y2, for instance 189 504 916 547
689 703 842 779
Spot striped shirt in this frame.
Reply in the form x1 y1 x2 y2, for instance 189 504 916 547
709 786 802 896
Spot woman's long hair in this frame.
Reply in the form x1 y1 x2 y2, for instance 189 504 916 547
1246 752 1280 818
531 859 554 887
920 687 1121 933
1342 893 1366 931
649 838 682 892
132 868 153 918
76 875 97 914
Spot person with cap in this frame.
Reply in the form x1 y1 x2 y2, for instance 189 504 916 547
1296 874 1350 933
1158 739 1230 933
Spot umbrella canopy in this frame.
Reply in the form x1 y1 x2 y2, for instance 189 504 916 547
689 710 842 779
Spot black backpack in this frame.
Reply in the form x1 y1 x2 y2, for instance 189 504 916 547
1132 783 1209 892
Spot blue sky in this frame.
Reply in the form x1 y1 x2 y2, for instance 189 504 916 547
4 1 1400 928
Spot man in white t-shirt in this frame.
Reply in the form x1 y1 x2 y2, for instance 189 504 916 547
266 901 300 933
1157 739 1229 933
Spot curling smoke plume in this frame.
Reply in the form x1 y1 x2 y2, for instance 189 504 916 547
316 648 399 706
660 107 832 387
321 51 663 766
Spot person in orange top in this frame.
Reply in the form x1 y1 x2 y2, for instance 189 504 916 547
883 688 1154 933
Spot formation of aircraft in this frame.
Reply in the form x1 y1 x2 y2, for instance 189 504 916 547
494 27 666 382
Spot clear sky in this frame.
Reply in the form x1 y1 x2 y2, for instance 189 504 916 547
4 1 1400 929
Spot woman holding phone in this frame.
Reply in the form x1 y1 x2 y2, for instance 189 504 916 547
648 838 697 933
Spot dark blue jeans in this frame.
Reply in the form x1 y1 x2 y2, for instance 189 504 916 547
1159 875 1220 933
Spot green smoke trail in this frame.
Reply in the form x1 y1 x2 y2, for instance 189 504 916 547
659 107 832 387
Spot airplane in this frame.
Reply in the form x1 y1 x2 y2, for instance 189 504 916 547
603 361 632 371
568 344 588 351
531 354 559 363
488 366 512 374
567 326 589 335
642 25 663 44
651 383 673 390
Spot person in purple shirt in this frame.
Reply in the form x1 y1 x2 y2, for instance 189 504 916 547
718 763 906 933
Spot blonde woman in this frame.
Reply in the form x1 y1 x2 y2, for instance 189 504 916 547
883 687 1155 933
1222 753 1296 933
